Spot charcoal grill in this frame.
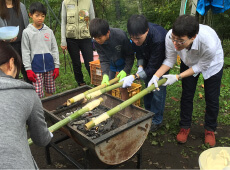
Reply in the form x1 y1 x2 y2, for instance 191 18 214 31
42 85 154 168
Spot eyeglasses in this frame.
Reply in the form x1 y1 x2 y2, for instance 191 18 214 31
169 35 190 45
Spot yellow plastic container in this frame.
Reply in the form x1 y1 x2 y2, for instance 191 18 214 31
111 83 142 107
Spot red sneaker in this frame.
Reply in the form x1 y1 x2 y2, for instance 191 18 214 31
205 130 216 147
176 128 190 143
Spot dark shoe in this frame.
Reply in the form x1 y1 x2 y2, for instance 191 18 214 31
177 128 190 143
79 82 86 86
150 123 161 132
205 130 216 147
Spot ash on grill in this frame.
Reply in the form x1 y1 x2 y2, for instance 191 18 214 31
60 105 120 139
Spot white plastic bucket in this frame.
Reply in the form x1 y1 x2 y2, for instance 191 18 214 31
199 147 230 170
0 26 19 40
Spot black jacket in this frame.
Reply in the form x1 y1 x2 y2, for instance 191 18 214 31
94 28 134 75
133 23 167 79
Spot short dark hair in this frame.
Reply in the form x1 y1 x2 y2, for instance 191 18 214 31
172 15 199 38
29 2 47 15
89 18 110 38
127 14 149 36
0 41 21 78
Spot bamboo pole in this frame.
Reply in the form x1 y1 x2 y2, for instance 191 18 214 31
28 97 104 145
85 81 123 100
85 78 167 130
67 77 119 106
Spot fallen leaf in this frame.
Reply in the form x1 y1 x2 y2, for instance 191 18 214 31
201 84 204 88
171 96 179 101
199 93 203 99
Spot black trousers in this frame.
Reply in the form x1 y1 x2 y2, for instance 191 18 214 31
10 41 32 84
66 38 93 84
180 61 223 131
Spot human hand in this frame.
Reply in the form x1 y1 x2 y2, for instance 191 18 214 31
148 75 159 89
61 45 67 53
120 75 135 88
162 74 178 86
2 37 17 42
136 66 143 74
117 70 127 82
9 36 17 42
26 70 37 82
53 68 59 79
101 74 110 85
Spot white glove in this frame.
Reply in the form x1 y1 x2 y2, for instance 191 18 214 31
120 75 135 88
136 66 143 74
162 74 178 86
148 75 159 88
49 131 53 138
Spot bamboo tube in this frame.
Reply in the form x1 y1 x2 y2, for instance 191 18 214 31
85 78 167 130
28 97 104 145
85 81 123 100
67 77 119 106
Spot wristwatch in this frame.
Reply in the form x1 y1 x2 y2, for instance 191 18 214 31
178 74 182 80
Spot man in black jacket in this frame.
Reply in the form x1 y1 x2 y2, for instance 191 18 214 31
122 14 168 131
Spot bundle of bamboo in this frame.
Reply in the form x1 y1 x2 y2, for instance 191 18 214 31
28 98 104 145
85 78 167 130
67 77 119 106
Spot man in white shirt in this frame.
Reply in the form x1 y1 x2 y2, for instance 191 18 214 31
148 15 224 147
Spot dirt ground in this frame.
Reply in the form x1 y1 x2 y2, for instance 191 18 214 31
30 121 230 169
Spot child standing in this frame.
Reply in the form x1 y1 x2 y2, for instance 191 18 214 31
22 2 59 98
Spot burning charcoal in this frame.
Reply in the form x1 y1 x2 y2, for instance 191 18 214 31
111 118 120 129
87 111 93 114
71 120 85 125
63 104 118 139
86 131 96 136
103 119 114 132
98 126 104 133
72 125 78 129
77 124 85 131
95 133 100 137
87 113 100 118
81 111 93 118
66 112 73 117
86 116 98 122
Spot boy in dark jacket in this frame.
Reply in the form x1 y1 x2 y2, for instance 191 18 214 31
21 2 59 98
89 18 134 100
122 14 168 131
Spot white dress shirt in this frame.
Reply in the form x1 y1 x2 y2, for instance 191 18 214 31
163 24 224 80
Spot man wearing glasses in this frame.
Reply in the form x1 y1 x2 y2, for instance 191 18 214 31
122 14 168 132
148 15 224 147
